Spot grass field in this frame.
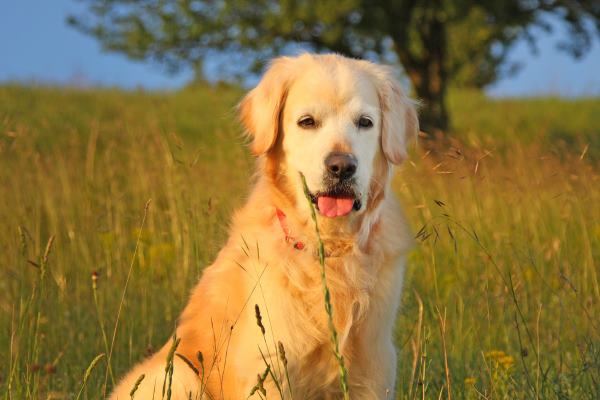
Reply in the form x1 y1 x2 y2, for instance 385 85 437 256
0 83 598 399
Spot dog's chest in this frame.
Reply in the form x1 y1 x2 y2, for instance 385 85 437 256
268 253 395 397
278 250 383 344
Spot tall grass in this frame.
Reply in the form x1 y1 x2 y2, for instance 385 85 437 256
0 83 249 398
0 84 598 399
448 89 600 160
395 141 599 398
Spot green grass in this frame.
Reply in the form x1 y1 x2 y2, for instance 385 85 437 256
449 89 600 159
0 84 598 399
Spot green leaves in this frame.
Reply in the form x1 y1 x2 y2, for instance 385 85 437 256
68 0 600 132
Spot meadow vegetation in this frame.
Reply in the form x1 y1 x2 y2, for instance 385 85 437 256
0 83 598 399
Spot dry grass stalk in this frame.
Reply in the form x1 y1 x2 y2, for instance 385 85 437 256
103 200 151 397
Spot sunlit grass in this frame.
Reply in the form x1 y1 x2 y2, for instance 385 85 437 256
395 141 599 398
0 84 598 399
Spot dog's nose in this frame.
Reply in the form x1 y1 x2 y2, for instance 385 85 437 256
325 152 357 180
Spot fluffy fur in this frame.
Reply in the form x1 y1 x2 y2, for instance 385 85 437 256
110 53 418 400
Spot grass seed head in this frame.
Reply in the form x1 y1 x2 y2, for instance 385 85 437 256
278 341 288 367
129 373 145 398
254 304 265 336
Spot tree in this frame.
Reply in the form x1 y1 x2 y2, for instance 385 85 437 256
69 0 600 134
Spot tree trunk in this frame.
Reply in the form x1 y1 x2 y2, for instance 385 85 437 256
394 13 450 138
409 69 449 137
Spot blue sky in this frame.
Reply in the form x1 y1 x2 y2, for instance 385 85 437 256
1 0 599 97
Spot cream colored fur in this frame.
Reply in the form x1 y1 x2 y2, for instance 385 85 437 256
109 53 418 400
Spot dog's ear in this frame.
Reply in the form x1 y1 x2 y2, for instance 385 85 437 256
238 57 293 155
375 68 419 164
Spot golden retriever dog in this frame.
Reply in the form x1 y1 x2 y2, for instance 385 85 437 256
110 53 418 399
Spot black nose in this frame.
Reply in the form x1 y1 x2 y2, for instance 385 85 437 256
325 152 357 180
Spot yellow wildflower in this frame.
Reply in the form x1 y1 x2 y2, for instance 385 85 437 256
485 350 506 360
499 355 515 369
464 377 476 386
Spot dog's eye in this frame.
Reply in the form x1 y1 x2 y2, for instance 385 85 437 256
357 116 373 129
297 116 317 129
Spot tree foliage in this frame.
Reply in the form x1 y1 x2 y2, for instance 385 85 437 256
69 0 600 133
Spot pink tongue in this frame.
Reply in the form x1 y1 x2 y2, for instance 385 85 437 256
317 196 354 218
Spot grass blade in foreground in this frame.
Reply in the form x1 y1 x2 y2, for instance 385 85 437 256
75 353 105 400
299 173 350 400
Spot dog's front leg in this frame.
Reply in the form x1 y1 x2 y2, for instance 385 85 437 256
108 350 202 400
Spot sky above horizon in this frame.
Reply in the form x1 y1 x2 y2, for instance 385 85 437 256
1 1 599 97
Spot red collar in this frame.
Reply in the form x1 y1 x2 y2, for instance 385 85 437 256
275 208 305 250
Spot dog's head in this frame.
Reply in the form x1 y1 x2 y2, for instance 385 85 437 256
239 54 418 220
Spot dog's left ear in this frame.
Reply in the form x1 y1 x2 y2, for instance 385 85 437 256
238 57 293 156
376 69 419 165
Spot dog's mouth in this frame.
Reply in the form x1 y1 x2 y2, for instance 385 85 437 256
309 186 362 218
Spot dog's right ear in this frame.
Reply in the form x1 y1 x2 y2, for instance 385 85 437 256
238 57 293 155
